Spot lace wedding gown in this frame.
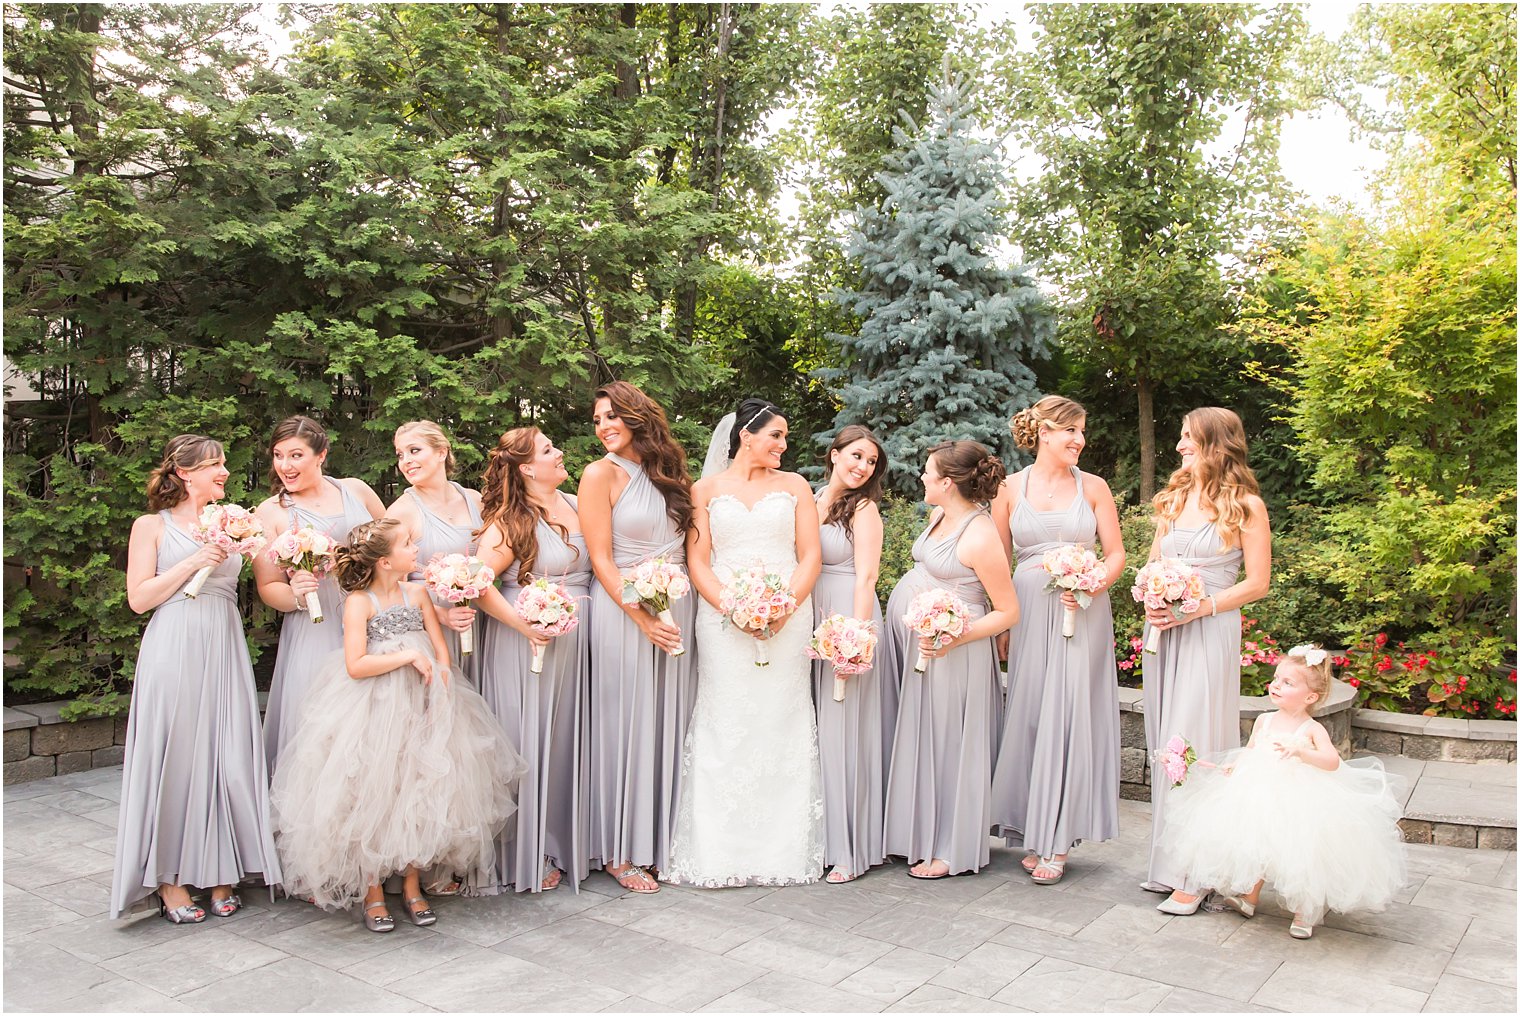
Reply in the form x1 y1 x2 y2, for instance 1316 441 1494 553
663 490 825 887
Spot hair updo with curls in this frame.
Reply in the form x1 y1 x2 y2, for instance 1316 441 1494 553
147 435 226 510
729 398 783 459
1010 395 1087 452
929 440 1006 504
1279 645 1334 714
333 517 402 593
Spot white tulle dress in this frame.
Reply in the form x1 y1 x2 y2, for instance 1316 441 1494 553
270 588 527 909
1159 710 1406 924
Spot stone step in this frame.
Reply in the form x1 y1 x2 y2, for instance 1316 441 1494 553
1370 752 1518 849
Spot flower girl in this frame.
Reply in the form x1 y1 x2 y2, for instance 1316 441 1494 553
1158 645 1405 938
270 518 526 932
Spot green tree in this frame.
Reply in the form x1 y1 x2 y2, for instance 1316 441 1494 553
821 71 1054 495
996 3 1304 499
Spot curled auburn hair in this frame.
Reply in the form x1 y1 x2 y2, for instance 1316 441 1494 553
333 518 402 593
823 425 887 540
1152 407 1262 548
596 381 693 532
476 427 574 581
929 440 1006 504
147 435 225 510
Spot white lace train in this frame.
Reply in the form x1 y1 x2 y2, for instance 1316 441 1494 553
663 491 825 887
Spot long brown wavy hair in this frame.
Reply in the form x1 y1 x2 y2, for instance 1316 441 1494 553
1151 407 1262 548
595 381 693 532
147 435 225 510
822 425 886 540
476 427 571 581
267 415 329 501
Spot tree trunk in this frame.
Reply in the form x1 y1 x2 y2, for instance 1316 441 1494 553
1137 375 1156 502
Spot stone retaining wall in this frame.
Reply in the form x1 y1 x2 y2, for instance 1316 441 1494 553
4 703 127 784
1351 709 1517 763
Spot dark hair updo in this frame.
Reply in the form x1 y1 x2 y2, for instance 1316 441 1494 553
929 440 1006 503
728 398 783 459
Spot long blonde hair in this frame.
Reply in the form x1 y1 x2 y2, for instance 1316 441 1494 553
1152 407 1261 547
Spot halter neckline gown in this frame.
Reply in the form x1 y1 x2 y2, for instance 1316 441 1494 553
111 513 281 918
586 453 699 875
810 494 890 876
882 507 1005 875
991 467 1120 859
405 481 485 687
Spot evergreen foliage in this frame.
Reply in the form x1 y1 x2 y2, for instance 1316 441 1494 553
819 71 1053 495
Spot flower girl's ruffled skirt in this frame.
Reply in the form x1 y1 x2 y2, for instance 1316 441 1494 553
1159 747 1406 924
271 632 527 909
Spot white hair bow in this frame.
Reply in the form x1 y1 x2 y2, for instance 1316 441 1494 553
1290 644 1327 666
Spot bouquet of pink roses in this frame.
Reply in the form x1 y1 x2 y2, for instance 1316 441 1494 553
1154 734 1199 787
266 527 337 622
1041 544 1105 638
718 567 797 667
1131 558 1207 653
514 577 580 674
904 588 972 673
422 553 495 656
621 557 691 656
185 503 266 598
806 614 879 701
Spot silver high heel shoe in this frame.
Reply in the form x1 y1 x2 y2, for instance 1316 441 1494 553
1156 890 1211 916
158 896 206 925
403 895 437 927
208 893 242 918
1289 914 1314 939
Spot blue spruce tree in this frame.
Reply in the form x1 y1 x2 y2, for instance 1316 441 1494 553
818 71 1054 496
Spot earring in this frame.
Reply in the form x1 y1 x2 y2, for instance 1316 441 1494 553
526 470 536 479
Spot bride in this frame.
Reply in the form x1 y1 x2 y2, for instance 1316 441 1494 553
662 399 825 887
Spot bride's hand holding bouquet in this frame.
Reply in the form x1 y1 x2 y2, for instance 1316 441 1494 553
718 566 798 667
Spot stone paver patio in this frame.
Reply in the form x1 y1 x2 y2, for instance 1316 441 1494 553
4 764 1516 1013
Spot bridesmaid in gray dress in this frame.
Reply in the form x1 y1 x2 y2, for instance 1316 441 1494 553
471 426 592 894
112 436 281 922
812 425 890 883
253 416 383 771
388 420 485 688
883 442 1019 879
580 382 696 894
989 397 1125 886
1143 408 1272 915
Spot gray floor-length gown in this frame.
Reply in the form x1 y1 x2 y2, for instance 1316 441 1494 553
586 453 698 874
405 482 485 688
1143 521 1244 893
811 506 888 876
262 478 374 770
473 494 592 893
111 514 281 918
882 508 1004 875
990 467 1120 858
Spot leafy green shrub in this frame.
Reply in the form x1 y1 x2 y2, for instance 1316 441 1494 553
877 494 926 605
1336 633 1518 719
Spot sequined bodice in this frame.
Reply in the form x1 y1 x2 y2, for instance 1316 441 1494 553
367 603 425 643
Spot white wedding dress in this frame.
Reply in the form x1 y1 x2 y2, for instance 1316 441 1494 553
663 490 825 887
